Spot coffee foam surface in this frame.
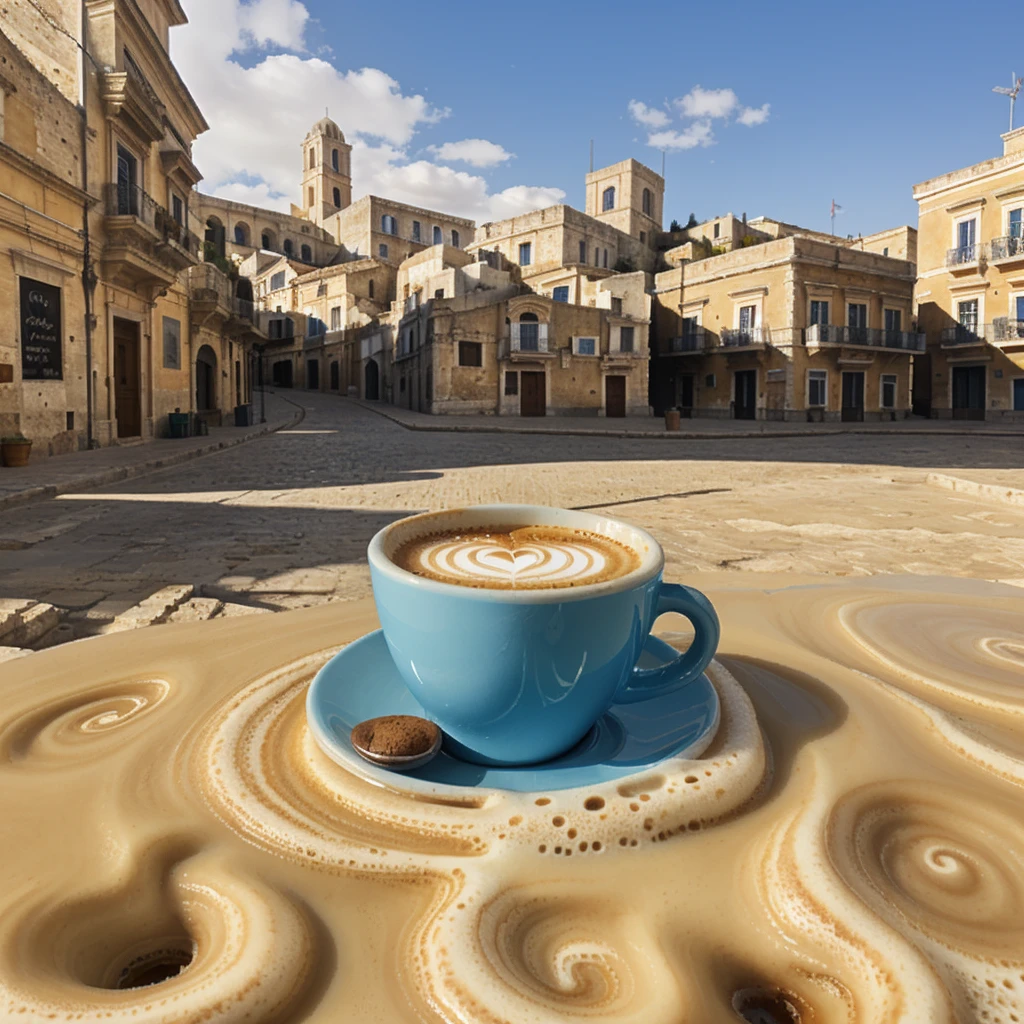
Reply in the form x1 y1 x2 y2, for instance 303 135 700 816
0 577 1022 1022
392 525 641 590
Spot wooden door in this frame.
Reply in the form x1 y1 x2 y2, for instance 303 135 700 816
520 371 546 417
733 369 756 419
952 365 986 420
113 317 141 437
605 375 626 417
841 371 865 422
679 374 694 416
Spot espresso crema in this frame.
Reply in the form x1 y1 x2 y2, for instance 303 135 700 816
391 525 641 589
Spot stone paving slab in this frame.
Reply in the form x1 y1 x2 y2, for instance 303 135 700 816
0 392 303 512
348 393 1024 440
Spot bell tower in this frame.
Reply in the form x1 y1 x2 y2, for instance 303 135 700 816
301 117 352 228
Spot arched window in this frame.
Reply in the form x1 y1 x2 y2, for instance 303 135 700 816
432 225 442 245
309 148 316 169
642 188 652 216
283 239 294 257
261 232 271 250
308 187 315 207
333 187 341 207
602 187 615 212
300 244 312 263
381 214 398 235
233 223 250 246
332 149 339 172
451 229 460 247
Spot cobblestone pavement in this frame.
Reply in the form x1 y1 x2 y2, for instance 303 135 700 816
2 390 1023 653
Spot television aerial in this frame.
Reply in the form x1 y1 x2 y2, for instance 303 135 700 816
993 73 1022 132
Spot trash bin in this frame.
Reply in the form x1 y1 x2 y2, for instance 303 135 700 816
234 403 252 427
168 412 190 439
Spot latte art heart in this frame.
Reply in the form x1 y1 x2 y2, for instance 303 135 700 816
392 526 642 590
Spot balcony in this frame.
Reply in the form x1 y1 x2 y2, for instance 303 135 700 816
806 324 925 352
943 320 1024 349
662 330 707 355
945 243 987 272
990 235 1024 266
102 183 200 292
189 263 260 335
721 326 770 349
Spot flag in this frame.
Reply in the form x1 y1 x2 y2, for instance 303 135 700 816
830 199 842 218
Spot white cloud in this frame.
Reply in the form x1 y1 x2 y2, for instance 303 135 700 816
238 0 308 50
426 139 513 167
211 180 293 212
737 103 771 126
676 86 737 120
628 100 670 129
647 122 714 151
173 0 559 225
350 145 563 221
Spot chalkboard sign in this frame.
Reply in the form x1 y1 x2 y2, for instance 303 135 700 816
20 277 63 381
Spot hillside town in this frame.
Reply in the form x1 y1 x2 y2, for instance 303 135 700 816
2 0 1024 463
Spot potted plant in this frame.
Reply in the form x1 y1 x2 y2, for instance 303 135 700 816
664 407 681 431
1 434 32 467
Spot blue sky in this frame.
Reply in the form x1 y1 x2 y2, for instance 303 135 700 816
175 0 1024 234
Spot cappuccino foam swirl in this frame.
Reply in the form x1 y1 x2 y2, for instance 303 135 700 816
393 527 640 590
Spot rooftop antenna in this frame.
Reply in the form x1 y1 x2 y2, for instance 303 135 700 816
993 73 1023 132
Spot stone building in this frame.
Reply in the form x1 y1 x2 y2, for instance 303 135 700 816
465 158 664 286
0 29 90 452
192 192 342 268
328 195 476 267
651 232 921 421
391 249 650 417
912 128 1024 420
1 0 261 455
584 158 664 249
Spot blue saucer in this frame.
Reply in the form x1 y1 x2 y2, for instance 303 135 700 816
306 630 719 794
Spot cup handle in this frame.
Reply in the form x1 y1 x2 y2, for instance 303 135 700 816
614 583 720 704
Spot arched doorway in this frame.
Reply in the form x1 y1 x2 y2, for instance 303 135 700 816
196 344 217 412
365 359 380 400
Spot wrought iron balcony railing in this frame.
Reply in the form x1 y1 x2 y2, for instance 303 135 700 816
664 330 706 353
805 324 925 351
990 235 1024 261
721 326 769 347
104 182 200 255
941 323 991 345
945 243 986 267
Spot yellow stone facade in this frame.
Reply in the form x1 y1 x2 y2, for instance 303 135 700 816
1 0 263 456
913 128 1024 420
652 235 920 421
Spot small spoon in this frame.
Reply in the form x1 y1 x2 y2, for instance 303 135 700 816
350 715 443 772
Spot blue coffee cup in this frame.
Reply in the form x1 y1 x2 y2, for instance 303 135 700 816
367 505 719 766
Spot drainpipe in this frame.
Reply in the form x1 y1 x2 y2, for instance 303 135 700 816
79 0 96 447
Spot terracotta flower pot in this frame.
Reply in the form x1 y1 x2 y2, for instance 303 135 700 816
1 440 32 467
664 409 681 432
